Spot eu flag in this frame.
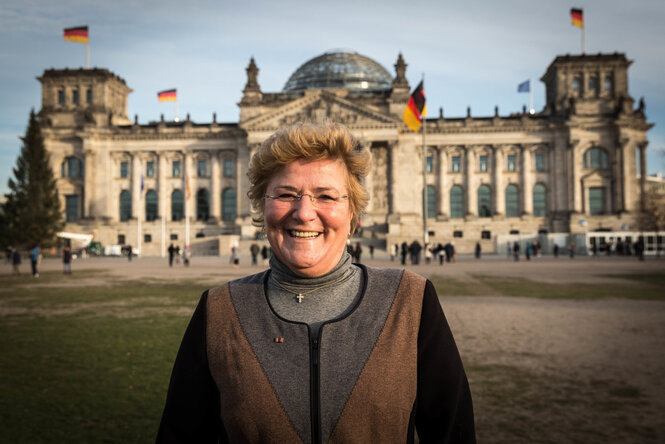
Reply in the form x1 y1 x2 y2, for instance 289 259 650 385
517 80 530 93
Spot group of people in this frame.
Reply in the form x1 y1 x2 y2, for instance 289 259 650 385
511 240 543 261
248 241 271 266
392 241 456 266
590 238 645 259
167 244 190 267
5 245 42 277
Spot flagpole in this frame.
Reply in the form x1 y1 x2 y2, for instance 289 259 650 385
138 178 142 257
175 100 179 122
582 23 586 54
421 73 428 250
185 174 190 249
529 78 533 114
85 42 89 69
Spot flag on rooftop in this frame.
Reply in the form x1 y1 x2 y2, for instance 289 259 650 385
158 89 177 102
403 81 426 132
63 26 89 44
570 8 584 28
517 80 530 93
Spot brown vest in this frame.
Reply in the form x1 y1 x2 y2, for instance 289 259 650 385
206 266 425 443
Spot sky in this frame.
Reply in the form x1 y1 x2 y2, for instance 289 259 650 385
1 0 664 196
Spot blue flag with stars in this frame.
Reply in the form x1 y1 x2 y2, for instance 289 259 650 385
517 80 530 93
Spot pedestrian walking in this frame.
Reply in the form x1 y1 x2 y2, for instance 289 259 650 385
354 242 362 263
250 242 260 266
568 242 575 259
437 243 445 265
30 245 41 277
424 243 432 264
127 244 133 261
168 243 175 267
553 244 559 258
400 242 408 265
369 244 374 260
63 246 72 274
261 245 269 266
390 243 398 262
513 242 520 262
475 242 481 259
12 249 21 275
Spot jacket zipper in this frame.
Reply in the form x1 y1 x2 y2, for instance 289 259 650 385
310 335 321 444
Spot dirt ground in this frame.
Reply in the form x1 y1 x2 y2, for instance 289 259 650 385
3 253 665 442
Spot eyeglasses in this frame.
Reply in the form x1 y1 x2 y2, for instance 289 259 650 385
264 192 349 209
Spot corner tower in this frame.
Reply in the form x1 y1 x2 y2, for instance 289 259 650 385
37 68 132 128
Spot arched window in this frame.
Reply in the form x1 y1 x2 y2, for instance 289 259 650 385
424 185 436 218
61 157 83 178
505 184 519 218
222 188 237 222
477 185 491 217
119 190 132 222
145 190 158 221
583 147 609 169
450 186 464 219
533 184 547 217
197 189 209 221
171 189 183 221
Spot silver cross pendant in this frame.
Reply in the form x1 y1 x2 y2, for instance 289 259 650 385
296 294 304 303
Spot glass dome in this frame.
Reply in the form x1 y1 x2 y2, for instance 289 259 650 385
283 50 392 92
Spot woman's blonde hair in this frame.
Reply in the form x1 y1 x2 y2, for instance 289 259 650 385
247 121 370 234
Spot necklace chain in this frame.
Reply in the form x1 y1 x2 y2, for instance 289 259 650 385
271 273 349 303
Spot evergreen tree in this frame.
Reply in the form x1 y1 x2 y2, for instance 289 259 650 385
1 110 63 248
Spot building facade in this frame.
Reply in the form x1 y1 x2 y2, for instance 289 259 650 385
38 51 652 255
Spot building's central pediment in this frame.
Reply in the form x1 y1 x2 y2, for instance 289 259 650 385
240 90 399 132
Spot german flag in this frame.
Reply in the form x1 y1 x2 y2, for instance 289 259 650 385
570 8 583 28
158 89 177 102
63 26 89 44
403 81 426 132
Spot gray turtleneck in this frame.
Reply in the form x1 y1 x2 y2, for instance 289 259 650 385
267 250 364 337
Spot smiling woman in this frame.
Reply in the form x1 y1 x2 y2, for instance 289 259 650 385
157 122 476 443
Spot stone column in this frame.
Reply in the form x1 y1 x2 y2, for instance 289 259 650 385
132 153 141 220
569 141 582 213
639 142 648 211
83 148 94 219
493 146 504 216
211 150 221 221
158 152 168 219
465 147 476 216
521 146 533 214
388 141 399 216
184 153 193 220
438 147 448 217
362 141 374 212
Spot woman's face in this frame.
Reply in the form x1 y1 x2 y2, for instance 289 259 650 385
264 158 353 277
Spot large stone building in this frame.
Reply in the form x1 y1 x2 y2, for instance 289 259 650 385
38 50 652 255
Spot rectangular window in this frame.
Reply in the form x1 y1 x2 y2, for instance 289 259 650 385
144 234 152 243
170 234 178 241
426 156 434 173
479 155 488 172
197 160 207 177
65 195 79 222
86 88 92 104
481 230 491 239
118 234 126 245
223 159 234 177
172 161 181 177
146 161 155 178
589 187 605 215
453 230 463 238
507 155 516 171
58 89 65 105
452 156 461 173
535 153 545 171
589 77 598 93
72 89 79 105
120 161 128 178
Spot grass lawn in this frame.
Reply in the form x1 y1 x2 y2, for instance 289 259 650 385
0 269 663 442
0 272 209 443
430 273 665 300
